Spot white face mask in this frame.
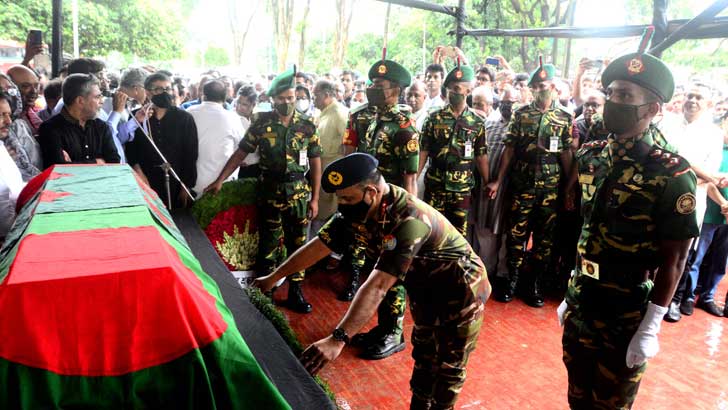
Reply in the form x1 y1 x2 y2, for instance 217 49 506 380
295 99 310 113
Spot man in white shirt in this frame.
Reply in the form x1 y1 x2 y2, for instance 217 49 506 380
423 64 446 110
405 80 428 131
234 85 260 178
661 83 724 229
660 83 725 318
0 140 25 241
188 80 245 198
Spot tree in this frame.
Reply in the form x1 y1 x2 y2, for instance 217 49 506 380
333 0 356 69
204 46 231 67
269 0 295 71
0 0 185 62
228 0 260 66
297 0 312 70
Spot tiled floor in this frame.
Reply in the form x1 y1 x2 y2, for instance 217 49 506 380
274 268 728 410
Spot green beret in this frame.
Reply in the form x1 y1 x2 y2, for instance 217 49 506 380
267 65 296 97
368 60 412 88
443 65 474 88
322 153 379 193
528 63 556 86
601 52 674 102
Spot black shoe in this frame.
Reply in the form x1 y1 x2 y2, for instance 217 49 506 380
680 299 695 316
494 287 514 303
697 300 724 317
359 332 405 360
286 281 312 314
494 274 517 303
523 278 544 308
350 326 382 349
664 301 682 323
337 269 361 302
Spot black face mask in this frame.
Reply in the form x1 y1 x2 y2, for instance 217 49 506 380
151 92 174 109
275 102 295 117
603 100 649 135
499 102 513 120
366 87 386 107
338 189 373 222
448 92 466 107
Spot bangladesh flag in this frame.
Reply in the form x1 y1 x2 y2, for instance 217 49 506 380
0 165 291 409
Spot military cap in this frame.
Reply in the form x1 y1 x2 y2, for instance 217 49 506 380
267 65 297 97
601 28 673 103
322 153 379 193
528 56 555 86
443 65 474 88
368 59 412 88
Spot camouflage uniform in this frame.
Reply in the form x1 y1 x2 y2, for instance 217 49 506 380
563 128 698 409
503 101 573 277
318 184 488 409
421 105 487 235
342 103 377 153
354 104 420 337
238 110 321 281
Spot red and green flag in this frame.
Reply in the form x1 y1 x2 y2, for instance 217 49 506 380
0 164 291 409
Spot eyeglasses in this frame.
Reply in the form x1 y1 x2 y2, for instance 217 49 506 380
147 86 173 94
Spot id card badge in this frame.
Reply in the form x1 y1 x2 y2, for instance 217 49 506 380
549 136 559 152
464 141 473 159
299 149 308 166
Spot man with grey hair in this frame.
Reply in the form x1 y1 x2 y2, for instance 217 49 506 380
473 85 519 287
311 79 351 297
116 67 152 147
38 74 120 167
470 85 494 119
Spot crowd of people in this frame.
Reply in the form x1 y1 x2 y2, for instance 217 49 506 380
1 33 728 409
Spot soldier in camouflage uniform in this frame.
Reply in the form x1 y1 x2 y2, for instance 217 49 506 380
337 59 420 360
486 58 574 307
558 39 699 409
420 65 490 236
205 66 322 314
254 153 491 410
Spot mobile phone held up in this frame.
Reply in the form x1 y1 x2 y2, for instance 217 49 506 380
28 30 42 46
485 57 500 67
589 59 604 71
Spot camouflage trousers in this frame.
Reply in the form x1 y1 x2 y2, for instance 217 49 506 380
409 314 483 410
562 305 647 409
424 187 471 236
258 194 310 282
505 185 559 270
349 241 406 337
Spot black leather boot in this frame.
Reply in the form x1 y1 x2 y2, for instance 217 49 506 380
286 281 312 313
494 271 518 303
350 326 382 348
360 332 405 360
524 266 544 308
338 268 361 302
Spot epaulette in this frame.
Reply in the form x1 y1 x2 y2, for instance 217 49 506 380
514 103 531 114
349 102 369 116
397 104 412 113
251 110 274 125
650 147 691 175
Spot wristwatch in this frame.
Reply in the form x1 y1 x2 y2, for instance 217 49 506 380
332 327 350 345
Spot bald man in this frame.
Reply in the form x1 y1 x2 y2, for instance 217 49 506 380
405 80 428 131
7 65 41 135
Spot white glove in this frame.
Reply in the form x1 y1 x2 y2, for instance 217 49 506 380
557 299 568 327
626 302 668 368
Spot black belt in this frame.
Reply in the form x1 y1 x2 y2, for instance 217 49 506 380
261 172 305 182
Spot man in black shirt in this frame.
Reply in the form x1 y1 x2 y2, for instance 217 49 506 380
39 74 120 168
126 72 198 209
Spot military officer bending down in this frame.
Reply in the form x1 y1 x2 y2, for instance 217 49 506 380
558 38 699 409
255 153 490 410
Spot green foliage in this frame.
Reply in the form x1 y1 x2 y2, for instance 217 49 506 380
191 178 258 229
244 287 337 405
204 46 231 67
0 0 184 61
